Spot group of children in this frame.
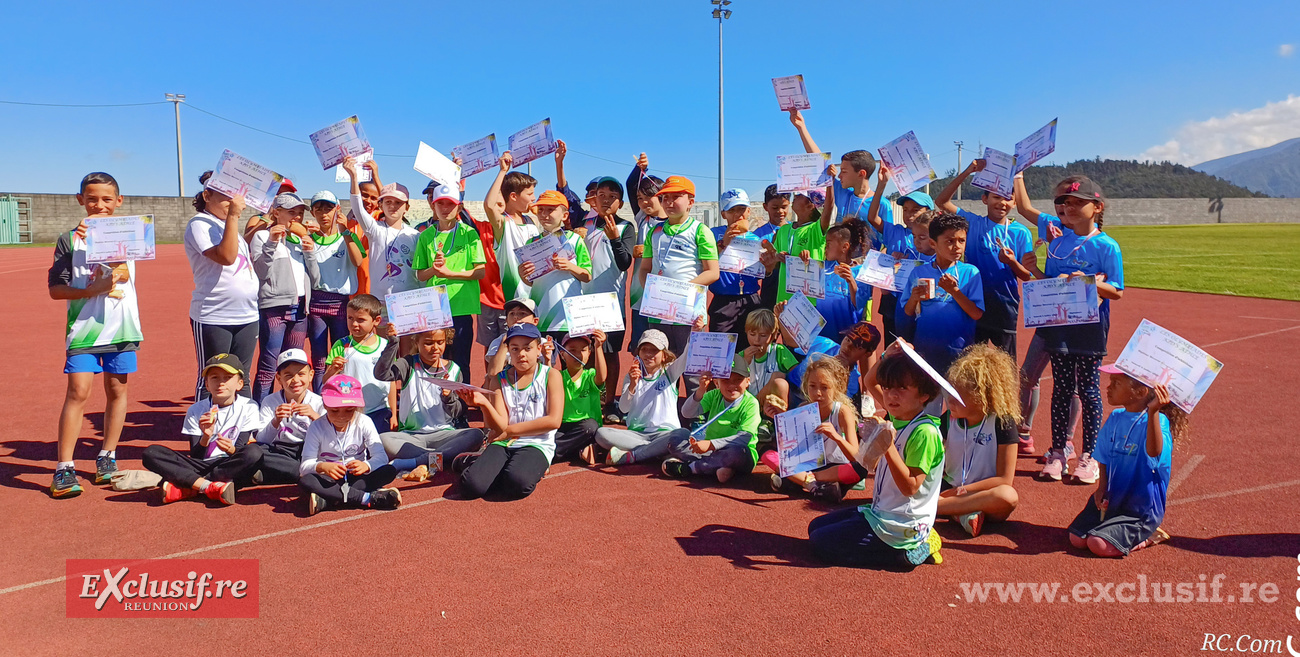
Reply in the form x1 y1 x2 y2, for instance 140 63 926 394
45 111 1191 568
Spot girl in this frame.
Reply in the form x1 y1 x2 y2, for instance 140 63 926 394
305 192 365 392
743 309 798 452
520 191 592 341
457 324 564 500
344 157 420 303
375 324 485 483
817 224 873 342
1021 176 1124 484
626 158 666 354
936 344 1023 537
1068 367 1186 557
760 356 861 503
412 181 486 368
249 192 320 400
809 343 945 569
299 374 401 515
556 331 608 466
595 328 693 467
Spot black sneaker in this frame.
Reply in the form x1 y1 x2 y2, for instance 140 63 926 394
451 452 479 475
250 469 264 486
369 487 402 510
661 458 691 479
808 481 844 504
307 492 327 516
94 455 118 485
51 468 83 499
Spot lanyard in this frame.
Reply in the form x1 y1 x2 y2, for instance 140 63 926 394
439 222 460 255
1047 228 1100 263
691 396 743 438
873 413 929 497
958 415 992 486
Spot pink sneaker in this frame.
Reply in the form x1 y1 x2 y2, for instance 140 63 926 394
1017 433 1035 456
1037 441 1074 464
1039 449 1067 481
1072 452 1099 485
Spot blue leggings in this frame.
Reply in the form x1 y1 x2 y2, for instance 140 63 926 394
307 291 349 392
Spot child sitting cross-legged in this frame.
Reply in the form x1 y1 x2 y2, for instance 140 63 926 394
298 375 401 515
660 354 761 484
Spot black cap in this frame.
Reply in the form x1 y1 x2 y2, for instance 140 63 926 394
202 353 246 378
1054 179 1104 205
505 323 543 343
763 184 790 205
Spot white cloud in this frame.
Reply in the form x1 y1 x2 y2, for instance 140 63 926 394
1280 44 1295 57
1137 95 1300 164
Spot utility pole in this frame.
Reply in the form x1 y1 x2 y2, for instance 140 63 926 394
166 93 186 197
953 140 964 201
712 0 732 202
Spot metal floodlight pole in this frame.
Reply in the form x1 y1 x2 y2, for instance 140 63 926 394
712 0 732 204
954 140 964 201
166 93 186 197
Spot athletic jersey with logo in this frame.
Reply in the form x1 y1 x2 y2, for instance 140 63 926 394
747 344 798 394
397 360 462 432
581 216 634 304
299 413 388 477
249 230 310 299
256 390 326 445
562 367 604 424
310 231 364 295
50 230 142 354
619 356 689 433
328 335 390 413
771 219 827 305
183 212 259 324
942 413 999 487
629 214 664 311
493 364 557 460
529 231 592 332
860 414 944 550
643 217 718 283
411 221 485 316
181 396 266 460
495 216 541 304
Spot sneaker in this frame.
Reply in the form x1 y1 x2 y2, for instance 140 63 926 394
160 481 195 504
307 492 327 516
603 406 624 425
808 481 844 504
94 455 118 484
1038 441 1074 464
51 468 83 499
1040 449 1067 481
1017 434 1035 456
451 452 478 475
1072 452 1100 484
661 458 690 479
957 511 985 537
926 528 944 564
204 481 236 505
606 447 634 466
715 467 735 484
369 487 402 510
250 469 264 486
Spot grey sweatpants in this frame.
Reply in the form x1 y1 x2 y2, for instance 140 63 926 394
595 427 688 464
380 428 485 470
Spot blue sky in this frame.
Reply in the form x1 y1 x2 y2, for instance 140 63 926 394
2 0 1298 201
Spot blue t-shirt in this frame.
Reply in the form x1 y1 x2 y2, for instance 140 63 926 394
752 221 779 243
897 260 984 375
833 179 894 244
788 337 860 400
1038 230 1124 356
818 261 872 341
1095 408 1171 526
1036 211 1062 242
958 209 1034 333
876 222 913 256
710 225 763 296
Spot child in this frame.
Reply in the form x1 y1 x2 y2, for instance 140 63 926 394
306 191 365 390
142 355 267 506
412 182 486 368
761 355 861 502
636 176 719 357
787 108 893 231
865 166 935 346
374 324 485 482
299 374 401 515
936 344 1023 537
253 349 323 485
744 309 799 433
48 172 142 497
555 331 608 465
936 159 1035 357
348 159 384 296
456 324 564 500
817 224 873 341
323 294 396 431
1068 368 1185 557
626 159 666 356
758 178 834 307
661 355 761 483
485 152 540 305
484 298 552 379
241 178 303 243
249 192 321 400
520 191 593 341
756 185 792 309
899 212 984 377
344 158 419 302
1021 176 1124 483
596 328 694 466
808 346 945 569
710 188 764 350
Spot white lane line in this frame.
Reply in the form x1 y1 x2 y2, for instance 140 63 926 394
1237 316 1300 323
1201 325 1300 349
0 467 594 597
0 265 54 275
1168 478 1300 507
1166 454 1204 494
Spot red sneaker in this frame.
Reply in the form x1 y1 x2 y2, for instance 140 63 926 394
161 481 196 504
204 481 236 506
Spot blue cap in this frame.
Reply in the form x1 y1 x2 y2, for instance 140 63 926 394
895 191 935 210
505 323 542 343
719 188 750 212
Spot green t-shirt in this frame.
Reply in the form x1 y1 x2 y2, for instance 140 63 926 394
894 416 944 473
772 219 827 304
412 222 486 317
561 367 604 423
698 389 761 463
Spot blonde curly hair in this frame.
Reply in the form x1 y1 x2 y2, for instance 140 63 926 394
946 343 1022 425
801 355 858 425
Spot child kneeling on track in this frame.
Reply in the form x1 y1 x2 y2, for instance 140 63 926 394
595 325 695 467
808 344 945 569
555 330 608 466
142 354 267 506
253 349 323 485
455 323 564 500
1067 367 1186 557
661 354 761 483
374 324 485 483
299 375 401 515
936 343 1023 537
761 355 862 503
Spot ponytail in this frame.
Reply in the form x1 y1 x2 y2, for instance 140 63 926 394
193 170 213 213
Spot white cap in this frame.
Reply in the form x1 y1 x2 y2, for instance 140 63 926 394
276 348 310 369
428 184 460 204
720 188 750 212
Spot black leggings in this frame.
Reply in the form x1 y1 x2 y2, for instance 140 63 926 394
142 443 264 489
1049 353 1104 454
191 319 258 400
298 465 398 507
458 444 549 500
256 442 303 485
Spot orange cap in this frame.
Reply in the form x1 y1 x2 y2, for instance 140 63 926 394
656 176 695 197
530 190 569 212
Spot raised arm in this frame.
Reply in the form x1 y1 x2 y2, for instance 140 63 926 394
864 167 890 233
936 160 982 214
1012 173 1043 232
484 152 514 244
788 109 820 154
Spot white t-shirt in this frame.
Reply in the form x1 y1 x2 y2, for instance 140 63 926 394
256 390 326 445
311 232 361 295
351 193 419 299
183 212 259 324
618 356 689 433
181 396 266 460
299 413 388 477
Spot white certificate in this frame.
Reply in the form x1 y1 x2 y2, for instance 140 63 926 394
206 150 284 214
776 152 833 194
877 131 937 196
507 118 558 167
1113 319 1224 412
513 234 568 282
1022 276 1100 328
84 215 156 263
334 151 372 183
1014 118 1058 173
784 256 826 299
423 378 493 396
684 332 738 378
898 340 964 405
970 147 1016 199
414 142 462 188
855 250 921 293
451 134 499 179
718 236 766 277
771 74 811 111
384 286 453 335
775 403 825 478
309 115 372 170
640 274 707 326
562 292 625 336
778 292 826 353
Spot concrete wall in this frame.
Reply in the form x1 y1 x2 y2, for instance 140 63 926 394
7 191 1299 243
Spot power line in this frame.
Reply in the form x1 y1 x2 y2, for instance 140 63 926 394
0 99 168 108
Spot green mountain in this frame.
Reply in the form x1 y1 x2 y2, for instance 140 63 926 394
925 158 1267 200
1193 137 1300 198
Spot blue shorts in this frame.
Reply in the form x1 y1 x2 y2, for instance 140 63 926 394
64 351 138 375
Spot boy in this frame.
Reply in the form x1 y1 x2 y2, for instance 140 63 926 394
900 212 984 376
755 184 791 309
759 177 834 306
323 294 396 431
661 355 760 484
625 154 667 359
521 191 592 341
413 182 486 368
344 157 419 302
555 330 608 465
710 188 764 350
48 172 141 497
818 224 873 341
636 176 719 356
937 159 1035 357
484 298 546 379
787 108 894 230
142 354 267 506
484 152 540 305
553 139 599 228
254 348 323 485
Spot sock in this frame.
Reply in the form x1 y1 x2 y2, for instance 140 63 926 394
98 449 109 457
57 461 75 471
362 492 372 506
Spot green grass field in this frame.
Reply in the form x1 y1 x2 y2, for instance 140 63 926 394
1103 223 1300 301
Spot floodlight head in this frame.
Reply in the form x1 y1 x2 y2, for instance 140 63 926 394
712 8 721 17
723 10 732 18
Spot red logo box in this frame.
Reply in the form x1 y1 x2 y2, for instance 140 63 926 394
66 559 258 618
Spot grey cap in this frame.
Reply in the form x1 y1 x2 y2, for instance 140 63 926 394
637 329 670 351
271 192 307 210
